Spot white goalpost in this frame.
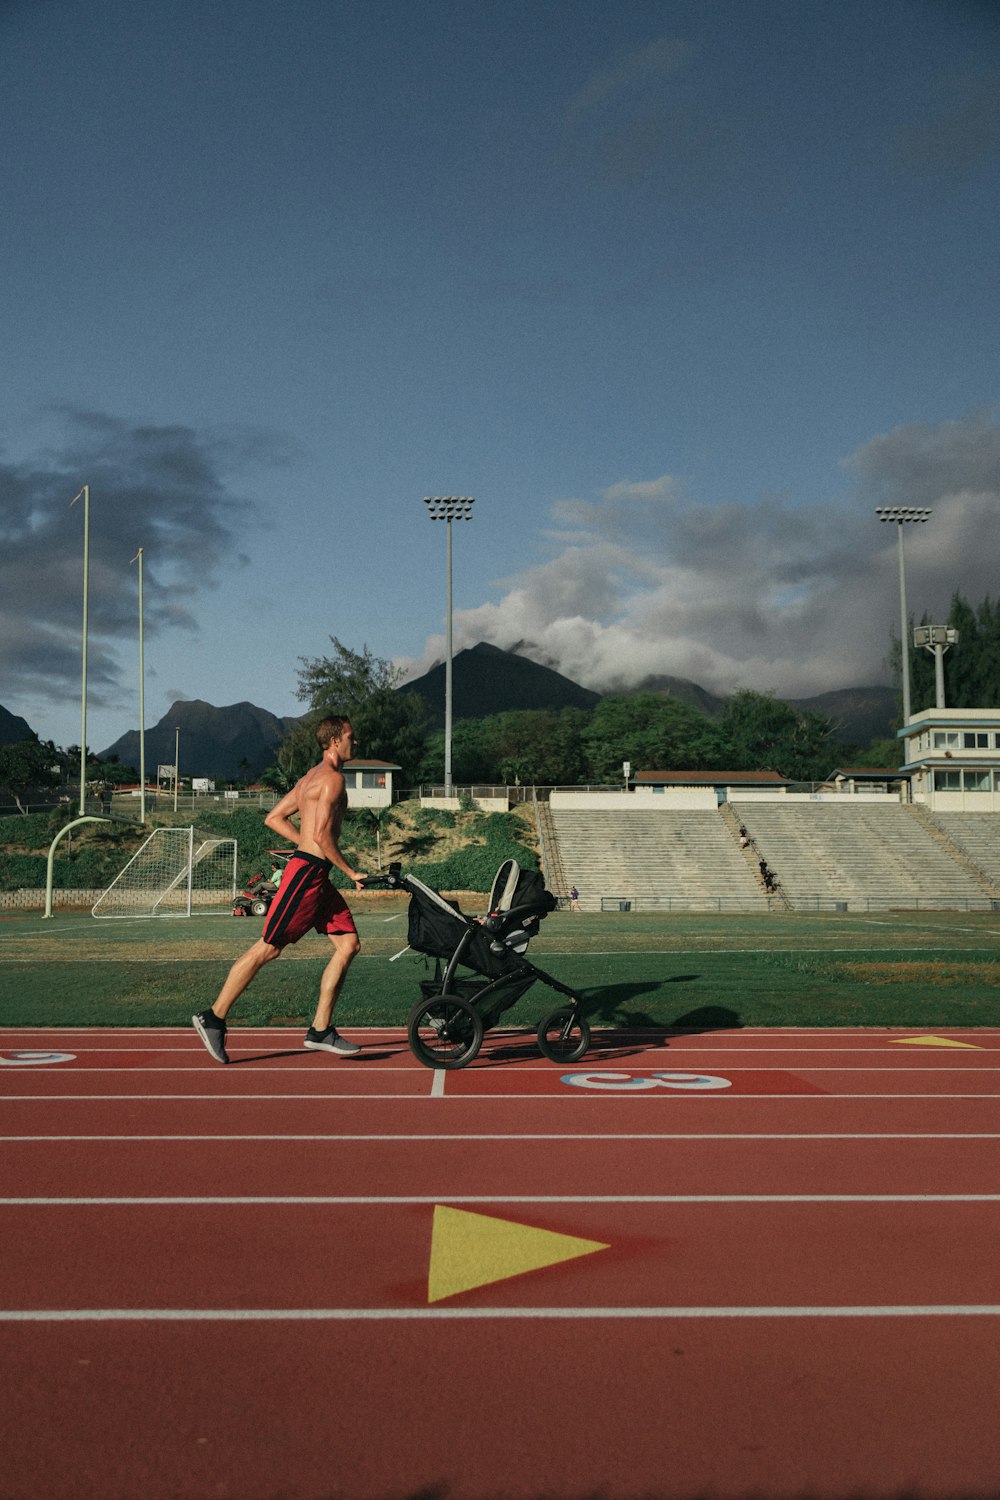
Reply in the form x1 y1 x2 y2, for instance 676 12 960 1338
92 827 238 919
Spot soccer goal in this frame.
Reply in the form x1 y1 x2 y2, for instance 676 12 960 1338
92 827 238 919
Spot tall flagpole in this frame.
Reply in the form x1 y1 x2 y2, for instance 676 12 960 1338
70 485 90 815
131 547 146 823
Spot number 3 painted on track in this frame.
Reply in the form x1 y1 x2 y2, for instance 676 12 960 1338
560 1071 732 1091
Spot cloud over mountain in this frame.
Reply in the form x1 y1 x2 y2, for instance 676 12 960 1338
401 409 1000 701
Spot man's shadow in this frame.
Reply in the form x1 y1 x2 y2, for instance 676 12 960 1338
228 1047 399 1065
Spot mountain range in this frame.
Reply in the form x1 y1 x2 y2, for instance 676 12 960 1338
0 704 35 747
1 643 898 778
97 700 301 781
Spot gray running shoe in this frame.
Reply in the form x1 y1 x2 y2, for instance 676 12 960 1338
192 1010 229 1064
303 1025 361 1056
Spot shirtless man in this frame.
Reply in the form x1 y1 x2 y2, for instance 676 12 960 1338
192 716 367 1064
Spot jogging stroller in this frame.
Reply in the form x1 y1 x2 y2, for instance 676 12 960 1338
375 859 590 1069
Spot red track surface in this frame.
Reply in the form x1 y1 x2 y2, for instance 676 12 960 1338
3 1025 1000 1499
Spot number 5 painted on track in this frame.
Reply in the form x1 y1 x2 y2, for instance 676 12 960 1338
560 1071 732 1091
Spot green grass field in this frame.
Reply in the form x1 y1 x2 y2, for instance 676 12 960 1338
2 901 999 1030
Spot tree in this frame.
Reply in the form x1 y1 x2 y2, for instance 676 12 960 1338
716 691 842 780
581 695 726 782
417 707 595 787
0 739 60 814
894 592 1000 718
491 708 591 785
416 718 497 785
278 637 429 784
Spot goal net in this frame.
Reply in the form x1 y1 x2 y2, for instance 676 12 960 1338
92 827 238 919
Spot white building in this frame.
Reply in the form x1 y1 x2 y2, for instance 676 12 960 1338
901 707 1000 810
343 758 401 808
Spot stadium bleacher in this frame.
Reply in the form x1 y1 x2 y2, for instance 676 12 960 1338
543 801 1000 912
548 807 771 911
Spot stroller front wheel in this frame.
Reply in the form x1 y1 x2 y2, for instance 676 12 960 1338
537 1005 590 1064
408 994 484 1070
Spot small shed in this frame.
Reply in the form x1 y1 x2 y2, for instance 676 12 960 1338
343 758 401 808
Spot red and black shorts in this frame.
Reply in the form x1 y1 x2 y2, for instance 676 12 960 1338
261 852 358 950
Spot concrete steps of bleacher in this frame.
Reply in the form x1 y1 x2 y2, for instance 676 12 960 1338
549 808 769 908
731 801 998 910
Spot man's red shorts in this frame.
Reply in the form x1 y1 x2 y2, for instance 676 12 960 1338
261 851 358 950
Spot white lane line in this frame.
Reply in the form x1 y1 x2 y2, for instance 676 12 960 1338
430 1068 446 1098
5 1092 1000 1101
10 1065 1000 1073
4 1303 1000 1322
3 1027 999 1038
5 1192 1000 1205
4 1046 999 1056
5 1132 1000 1142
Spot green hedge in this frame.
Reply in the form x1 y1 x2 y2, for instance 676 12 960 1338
0 806 537 894
196 808 278 880
0 849 126 889
347 813 536 893
0 812 61 850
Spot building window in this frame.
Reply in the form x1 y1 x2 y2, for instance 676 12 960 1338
933 732 961 749
963 733 990 749
933 771 962 791
966 771 991 792
361 772 387 789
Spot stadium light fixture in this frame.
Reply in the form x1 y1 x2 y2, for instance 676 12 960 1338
913 623 959 709
876 506 932 724
423 496 475 798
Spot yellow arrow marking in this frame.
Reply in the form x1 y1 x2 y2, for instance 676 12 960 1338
428 1205 609 1304
890 1035 982 1049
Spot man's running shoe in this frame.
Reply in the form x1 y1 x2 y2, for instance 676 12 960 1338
192 1009 229 1064
303 1025 361 1056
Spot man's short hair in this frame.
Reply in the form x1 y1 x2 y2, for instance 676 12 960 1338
315 716 351 750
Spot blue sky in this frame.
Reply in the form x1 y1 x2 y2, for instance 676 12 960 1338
2 0 999 751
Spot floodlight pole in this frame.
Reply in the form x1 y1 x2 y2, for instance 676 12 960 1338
70 485 90 815
424 496 475 799
913 624 959 709
132 547 146 823
876 507 931 725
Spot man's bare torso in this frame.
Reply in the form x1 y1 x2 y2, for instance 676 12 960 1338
292 761 347 859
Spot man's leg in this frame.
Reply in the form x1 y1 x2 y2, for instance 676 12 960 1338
193 938 281 1064
313 932 361 1031
213 938 282 1020
303 933 361 1055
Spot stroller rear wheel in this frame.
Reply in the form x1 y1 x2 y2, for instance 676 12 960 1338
537 1005 590 1063
408 994 484 1070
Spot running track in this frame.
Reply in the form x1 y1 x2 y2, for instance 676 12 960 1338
2 1025 1000 1499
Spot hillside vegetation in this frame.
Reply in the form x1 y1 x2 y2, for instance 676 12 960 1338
0 803 540 895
